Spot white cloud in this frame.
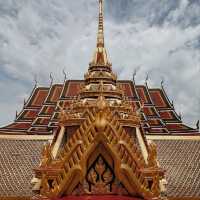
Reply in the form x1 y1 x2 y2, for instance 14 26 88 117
0 79 31 125
0 0 199 127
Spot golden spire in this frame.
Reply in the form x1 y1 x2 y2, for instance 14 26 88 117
90 0 111 67
97 0 104 48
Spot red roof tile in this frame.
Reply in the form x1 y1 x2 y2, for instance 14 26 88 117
159 110 180 122
26 88 49 108
0 81 198 135
61 81 83 98
46 84 63 103
22 110 39 120
118 82 133 97
149 89 171 109
6 122 31 130
136 86 152 104
40 105 55 116
143 106 158 117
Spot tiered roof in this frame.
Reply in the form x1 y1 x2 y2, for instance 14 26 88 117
0 0 198 137
0 0 200 199
0 80 198 135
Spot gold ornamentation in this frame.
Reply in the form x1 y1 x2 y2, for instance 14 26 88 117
72 156 127 196
34 1 164 199
40 143 52 166
148 141 158 168
35 106 164 199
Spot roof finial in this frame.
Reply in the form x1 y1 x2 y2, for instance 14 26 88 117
161 79 164 87
24 98 26 107
196 120 199 130
133 65 141 82
62 69 67 82
15 111 18 120
133 69 137 82
97 0 104 48
145 73 149 84
171 100 174 108
179 112 182 120
50 72 53 85
34 74 38 87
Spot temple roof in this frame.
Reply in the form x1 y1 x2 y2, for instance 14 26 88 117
0 138 45 196
1 137 200 198
0 0 199 199
0 80 198 135
155 139 200 197
0 0 198 136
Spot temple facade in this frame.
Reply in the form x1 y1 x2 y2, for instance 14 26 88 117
0 1 200 200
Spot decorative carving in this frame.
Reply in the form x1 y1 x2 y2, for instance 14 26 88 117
88 156 112 194
151 175 160 197
148 141 158 168
34 1 164 199
35 101 164 199
57 102 68 123
40 143 52 167
72 156 128 196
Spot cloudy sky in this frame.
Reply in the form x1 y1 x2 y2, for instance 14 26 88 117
0 0 199 127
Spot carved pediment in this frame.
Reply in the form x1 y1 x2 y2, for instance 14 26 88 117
35 107 164 200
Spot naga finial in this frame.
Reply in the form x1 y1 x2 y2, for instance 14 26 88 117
145 73 149 84
50 72 53 85
133 69 137 82
34 74 38 87
15 110 18 120
62 69 67 82
196 120 199 130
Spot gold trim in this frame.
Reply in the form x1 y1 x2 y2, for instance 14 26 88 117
0 134 53 140
147 135 200 141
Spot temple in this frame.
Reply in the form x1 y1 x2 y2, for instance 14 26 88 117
0 1 200 200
